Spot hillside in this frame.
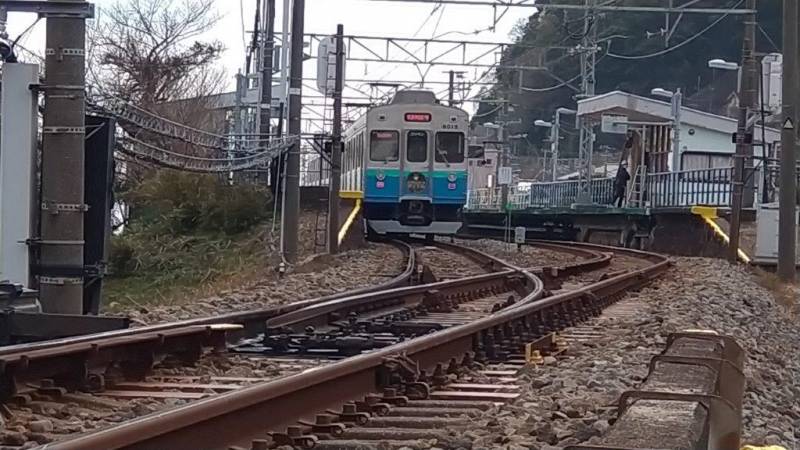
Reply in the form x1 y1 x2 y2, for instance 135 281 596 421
477 0 782 157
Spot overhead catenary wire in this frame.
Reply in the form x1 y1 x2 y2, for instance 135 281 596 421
606 0 744 60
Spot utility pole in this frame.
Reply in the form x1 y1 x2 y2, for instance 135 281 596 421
39 3 88 314
328 24 345 254
284 0 304 263
448 70 455 106
728 0 757 263
778 0 797 280
260 0 276 145
671 88 682 171
552 107 577 181
261 0 276 190
549 117 559 182
443 70 466 107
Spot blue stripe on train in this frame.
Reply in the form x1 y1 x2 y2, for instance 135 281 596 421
363 169 467 204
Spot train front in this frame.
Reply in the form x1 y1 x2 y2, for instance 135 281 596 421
363 90 469 238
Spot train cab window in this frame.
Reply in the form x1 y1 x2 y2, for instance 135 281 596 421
406 130 428 163
435 132 465 164
370 130 399 162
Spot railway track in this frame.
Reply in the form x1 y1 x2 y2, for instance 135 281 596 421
0 239 593 447
32 241 669 450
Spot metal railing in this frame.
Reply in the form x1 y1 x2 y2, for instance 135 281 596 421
467 167 735 211
645 167 732 207
466 187 530 211
528 178 614 207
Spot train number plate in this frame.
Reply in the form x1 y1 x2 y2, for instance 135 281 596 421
376 181 385 188
448 182 456 190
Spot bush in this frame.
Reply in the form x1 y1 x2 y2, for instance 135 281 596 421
123 171 271 235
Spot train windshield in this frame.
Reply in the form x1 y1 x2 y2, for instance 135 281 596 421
370 130 399 162
406 130 428 163
435 132 465 164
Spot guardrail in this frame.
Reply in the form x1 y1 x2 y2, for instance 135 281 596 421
467 167 734 211
529 177 614 207
645 167 732 208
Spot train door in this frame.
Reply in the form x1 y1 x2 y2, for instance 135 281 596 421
402 128 433 225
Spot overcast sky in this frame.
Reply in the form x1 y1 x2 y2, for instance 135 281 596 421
7 0 534 131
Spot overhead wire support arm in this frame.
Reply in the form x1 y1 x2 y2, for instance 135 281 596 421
364 0 756 14
302 33 572 71
0 1 94 17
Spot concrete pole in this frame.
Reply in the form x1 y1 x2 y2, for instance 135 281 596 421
39 5 87 314
499 125 509 210
327 24 344 255
448 70 455 106
260 0 276 145
280 0 291 105
671 88 682 171
231 72 244 185
727 0 757 264
551 114 560 182
283 0 304 263
778 0 797 281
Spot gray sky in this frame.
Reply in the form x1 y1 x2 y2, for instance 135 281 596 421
8 0 533 130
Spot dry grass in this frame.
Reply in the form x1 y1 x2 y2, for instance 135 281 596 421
752 267 799 317
103 210 324 314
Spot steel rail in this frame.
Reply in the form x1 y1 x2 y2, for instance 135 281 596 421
0 241 417 397
453 234 614 280
0 239 541 401
263 239 567 332
45 247 670 450
0 241 415 356
266 269 531 330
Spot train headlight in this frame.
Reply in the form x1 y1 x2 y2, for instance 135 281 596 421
376 171 386 181
447 173 457 183
407 172 427 193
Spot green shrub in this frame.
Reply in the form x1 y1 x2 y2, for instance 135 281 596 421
123 171 271 235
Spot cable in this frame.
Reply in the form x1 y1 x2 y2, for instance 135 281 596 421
369 3 443 83
758 24 780 52
431 5 447 38
239 0 247 59
520 73 581 93
11 17 41 49
473 104 503 118
606 0 744 60
118 135 297 173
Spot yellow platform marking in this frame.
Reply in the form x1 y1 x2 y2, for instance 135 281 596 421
691 206 751 263
339 190 363 199
338 198 361 245
690 205 719 219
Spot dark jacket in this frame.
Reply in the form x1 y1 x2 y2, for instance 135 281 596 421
614 167 630 192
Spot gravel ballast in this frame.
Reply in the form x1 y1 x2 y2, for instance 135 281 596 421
126 242 406 325
454 239 585 269
466 257 799 449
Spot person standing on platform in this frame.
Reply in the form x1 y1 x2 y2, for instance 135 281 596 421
612 163 630 207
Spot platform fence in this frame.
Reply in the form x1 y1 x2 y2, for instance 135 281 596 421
467 167 734 211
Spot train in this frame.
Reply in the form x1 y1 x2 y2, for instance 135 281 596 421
307 89 470 239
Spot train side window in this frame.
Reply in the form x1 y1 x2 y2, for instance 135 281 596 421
406 130 428 163
370 130 399 162
435 132 465 163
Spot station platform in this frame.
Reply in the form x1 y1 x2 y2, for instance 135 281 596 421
464 205 733 258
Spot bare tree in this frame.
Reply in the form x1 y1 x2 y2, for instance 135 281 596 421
88 0 225 108
87 0 231 226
